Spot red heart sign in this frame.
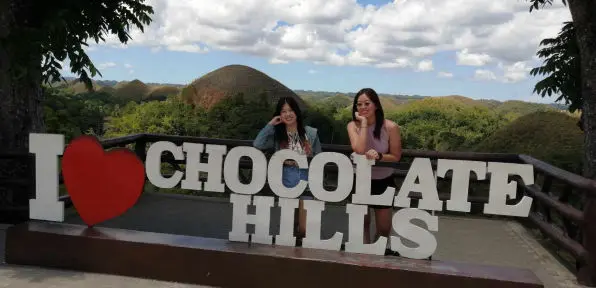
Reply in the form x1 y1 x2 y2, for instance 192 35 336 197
61 135 145 227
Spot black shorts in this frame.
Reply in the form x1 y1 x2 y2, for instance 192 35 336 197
369 176 394 209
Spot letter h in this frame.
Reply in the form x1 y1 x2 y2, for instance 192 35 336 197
228 194 274 245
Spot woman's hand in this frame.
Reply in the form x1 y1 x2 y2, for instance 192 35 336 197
269 116 282 126
365 149 379 160
354 112 367 126
347 113 369 155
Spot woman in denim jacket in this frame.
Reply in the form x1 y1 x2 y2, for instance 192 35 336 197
253 97 322 243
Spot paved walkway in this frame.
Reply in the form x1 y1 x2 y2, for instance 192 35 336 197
0 223 209 287
0 264 212 287
0 193 587 287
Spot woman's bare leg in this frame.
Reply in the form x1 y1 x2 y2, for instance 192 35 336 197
298 199 307 238
374 207 392 240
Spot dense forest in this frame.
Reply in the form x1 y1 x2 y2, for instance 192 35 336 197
44 74 583 174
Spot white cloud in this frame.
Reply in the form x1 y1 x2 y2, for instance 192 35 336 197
416 59 434 72
500 61 532 83
470 61 533 83
168 44 209 53
474 69 497 81
93 0 571 81
456 49 492 66
269 58 289 64
308 69 318 74
438 71 454 78
123 63 135 75
98 62 116 69
376 58 411 69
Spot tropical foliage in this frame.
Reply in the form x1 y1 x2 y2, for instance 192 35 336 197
530 22 581 112
42 79 582 175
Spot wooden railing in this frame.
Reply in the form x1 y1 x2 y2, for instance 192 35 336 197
517 155 595 285
0 132 594 286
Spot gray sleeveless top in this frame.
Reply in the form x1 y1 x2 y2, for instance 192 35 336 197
357 124 394 179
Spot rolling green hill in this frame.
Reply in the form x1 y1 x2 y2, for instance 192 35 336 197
51 65 566 118
44 64 582 174
475 111 583 173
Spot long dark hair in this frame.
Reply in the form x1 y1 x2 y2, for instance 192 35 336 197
352 88 384 139
273 97 307 145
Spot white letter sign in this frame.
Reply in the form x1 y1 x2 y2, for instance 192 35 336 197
391 208 438 259
351 153 394 206
29 133 65 222
26 132 539 262
229 194 274 244
308 152 353 203
267 149 308 198
181 143 227 193
483 162 534 217
224 146 267 195
344 203 386 255
145 141 184 189
437 159 486 213
394 158 443 211
302 199 343 251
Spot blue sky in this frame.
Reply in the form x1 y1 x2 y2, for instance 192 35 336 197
63 0 572 103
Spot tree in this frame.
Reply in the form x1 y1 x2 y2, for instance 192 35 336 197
529 21 584 131
0 0 153 221
1 0 153 150
530 22 581 112
529 2 596 285
529 0 596 174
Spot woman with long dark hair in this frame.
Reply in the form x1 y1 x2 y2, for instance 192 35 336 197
346 88 402 255
253 97 322 243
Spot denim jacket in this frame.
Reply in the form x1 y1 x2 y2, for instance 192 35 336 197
253 124 322 156
254 124 321 198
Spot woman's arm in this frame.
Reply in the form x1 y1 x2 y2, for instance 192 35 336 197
311 130 322 155
347 121 368 154
253 124 275 150
378 120 402 162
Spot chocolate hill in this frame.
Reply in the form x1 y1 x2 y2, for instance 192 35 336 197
475 110 583 173
180 65 306 109
113 79 150 102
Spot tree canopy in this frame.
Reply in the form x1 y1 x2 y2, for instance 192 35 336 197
530 21 581 112
3 0 154 89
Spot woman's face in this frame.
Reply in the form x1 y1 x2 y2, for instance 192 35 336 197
356 94 376 119
280 103 297 126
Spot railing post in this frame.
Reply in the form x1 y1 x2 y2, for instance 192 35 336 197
134 138 147 163
133 137 148 193
579 193 596 286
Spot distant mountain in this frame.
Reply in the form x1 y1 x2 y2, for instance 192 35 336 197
52 77 181 103
53 69 571 114
59 76 184 89
549 103 569 110
294 89 425 102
